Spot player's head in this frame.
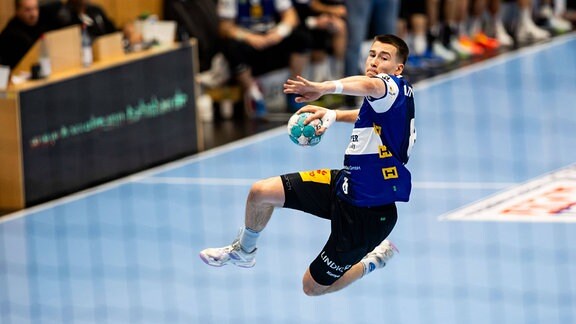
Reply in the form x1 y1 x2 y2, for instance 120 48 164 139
15 0 39 26
365 34 409 77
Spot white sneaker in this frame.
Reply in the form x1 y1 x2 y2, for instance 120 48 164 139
197 53 230 88
449 38 472 58
412 34 427 56
199 240 257 268
494 21 514 47
431 41 457 62
539 5 554 20
516 21 551 42
548 16 573 33
362 239 398 273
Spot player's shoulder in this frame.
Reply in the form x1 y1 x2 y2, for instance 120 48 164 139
376 73 414 90
374 73 406 83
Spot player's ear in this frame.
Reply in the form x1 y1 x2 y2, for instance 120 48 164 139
394 63 404 75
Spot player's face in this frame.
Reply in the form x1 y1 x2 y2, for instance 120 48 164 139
364 41 404 77
16 0 39 26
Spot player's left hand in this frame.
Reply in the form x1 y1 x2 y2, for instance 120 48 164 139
296 105 336 135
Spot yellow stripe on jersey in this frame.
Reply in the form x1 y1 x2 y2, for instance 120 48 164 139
373 123 381 135
299 169 331 184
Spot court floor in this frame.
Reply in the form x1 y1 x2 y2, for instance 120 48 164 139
1 34 576 324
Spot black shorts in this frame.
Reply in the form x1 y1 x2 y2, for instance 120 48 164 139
281 169 398 286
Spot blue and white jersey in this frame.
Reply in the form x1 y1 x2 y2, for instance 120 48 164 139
218 0 293 33
337 73 416 207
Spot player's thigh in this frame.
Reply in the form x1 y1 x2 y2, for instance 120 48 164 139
281 169 337 219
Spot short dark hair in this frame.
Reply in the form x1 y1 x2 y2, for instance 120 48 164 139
373 34 410 65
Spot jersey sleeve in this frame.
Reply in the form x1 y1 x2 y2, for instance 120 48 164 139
367 73 400 114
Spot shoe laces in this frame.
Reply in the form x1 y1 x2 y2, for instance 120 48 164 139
230 240 242 252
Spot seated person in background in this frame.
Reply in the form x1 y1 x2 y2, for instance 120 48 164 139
41 0 117 38
41 0 143 49
217 0 311 117
0 0 46 69
292 0 347 81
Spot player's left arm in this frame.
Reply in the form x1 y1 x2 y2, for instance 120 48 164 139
297 105 359 135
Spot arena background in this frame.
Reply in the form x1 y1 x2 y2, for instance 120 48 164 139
1 28 575 323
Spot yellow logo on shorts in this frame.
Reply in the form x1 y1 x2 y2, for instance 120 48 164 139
299 169 331 184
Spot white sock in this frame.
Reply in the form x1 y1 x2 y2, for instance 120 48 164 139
239 227 259 253
520 7 533 26
360 255 382 276
249 83 263 101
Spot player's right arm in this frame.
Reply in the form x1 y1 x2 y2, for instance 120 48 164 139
284 75 386 102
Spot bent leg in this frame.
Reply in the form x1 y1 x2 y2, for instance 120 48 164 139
302 264 365 296
245 176 285 231
199 176 285 266
302 238 398 296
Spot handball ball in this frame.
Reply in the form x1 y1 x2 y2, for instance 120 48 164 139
287 112 323 146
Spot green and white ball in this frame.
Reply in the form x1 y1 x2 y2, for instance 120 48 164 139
287 112 323 146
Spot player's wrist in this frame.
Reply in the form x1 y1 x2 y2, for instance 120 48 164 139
321 109 337 128
331 80 343 94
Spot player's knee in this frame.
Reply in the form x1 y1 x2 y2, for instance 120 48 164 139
248 177 282 206
302 271 327 296
302 283 326 296
248 180 269 203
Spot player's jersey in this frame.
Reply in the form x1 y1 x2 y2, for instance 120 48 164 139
336 73 416 207
218 0 293 34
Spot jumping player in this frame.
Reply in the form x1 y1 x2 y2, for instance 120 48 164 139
200 34 416 296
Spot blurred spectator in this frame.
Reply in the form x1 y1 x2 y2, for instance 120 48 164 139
217 0 311 117
565 0 576 24
40 0 145 49
292 0 347 80
426 0 458 60
0 0 46 69
502 0 550 42
537 0 572 32
41 0 117 38
485 0 515 47
343 0 399 106
164 0 220 72
397 0 428 56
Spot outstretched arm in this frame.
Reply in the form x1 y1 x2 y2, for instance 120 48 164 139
283 75 387 103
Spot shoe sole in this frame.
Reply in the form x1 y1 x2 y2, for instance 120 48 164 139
199 252 225 267
199 252 256 268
